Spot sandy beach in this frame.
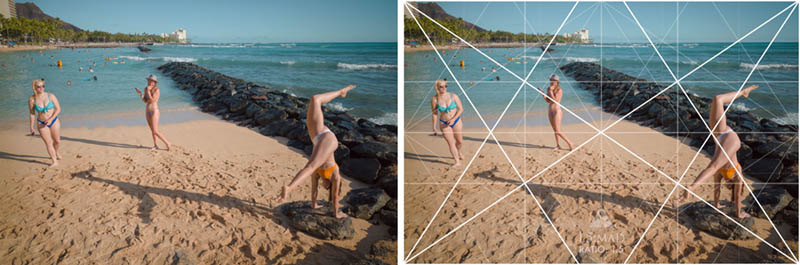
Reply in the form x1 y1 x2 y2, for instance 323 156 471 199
0 111 395 264
403 114 798 263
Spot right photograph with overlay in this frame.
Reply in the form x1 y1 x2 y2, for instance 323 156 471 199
402 1 799 263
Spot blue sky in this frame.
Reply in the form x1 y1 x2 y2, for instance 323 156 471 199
436 2 798 43
23 0 397 43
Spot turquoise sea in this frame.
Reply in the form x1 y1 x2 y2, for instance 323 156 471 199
0 42 397 125
404 42 798 127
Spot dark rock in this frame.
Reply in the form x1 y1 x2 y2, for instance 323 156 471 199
343 188 390 220
680 201 755 240
351 141 397 163
341 158 381 184
782 175 798 198
280 200 354 240
332 143 351 164
245 104 263 118
255 109 288 126
754 140 794 158
380 209 397 228
744 159 784 182
745 186 793 219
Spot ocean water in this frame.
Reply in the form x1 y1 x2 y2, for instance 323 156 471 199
0 42 397 126
404 42 798 127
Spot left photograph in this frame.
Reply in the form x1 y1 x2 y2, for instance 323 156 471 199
0 1 398 264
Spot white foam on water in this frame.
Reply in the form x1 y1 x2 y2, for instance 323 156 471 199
119 55 147 61
337 63 397 70
280 43 296 48
368 112 397 125
773 113 799 125
739 63 798 70
731 102 754 112
526 56 599 63
163 57 197 63
325 102 352 112
280 61 296 65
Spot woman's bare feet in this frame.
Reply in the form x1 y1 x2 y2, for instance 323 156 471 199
49 161 59 167
340 85 356 98
459 152 464 160
56 153 63 160
740 85 758 98
335 210 348 219
165 143 171 151
452 161 462 168
737 211 751 219
311 203 322 209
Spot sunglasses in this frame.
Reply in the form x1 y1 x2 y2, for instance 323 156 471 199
36 85 45 88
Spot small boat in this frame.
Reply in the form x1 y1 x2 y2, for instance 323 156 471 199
540 46 554 52
137 46 152 52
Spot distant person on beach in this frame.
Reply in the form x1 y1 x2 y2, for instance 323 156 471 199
79 67 83 72
491 67 496 73
430 79 464 167
680 85 758 219
277 85 355 219
135 75 171 150
28 80 62 167
545 74 573 151
89 67 94 73
67 80 71 86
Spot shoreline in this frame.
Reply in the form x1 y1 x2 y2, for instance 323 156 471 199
0 42 170 53
404 41 585 53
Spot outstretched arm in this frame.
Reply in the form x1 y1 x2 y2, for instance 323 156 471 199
311 174 319 208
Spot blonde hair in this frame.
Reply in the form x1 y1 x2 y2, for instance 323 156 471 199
434 79 447 97
32 80 44 96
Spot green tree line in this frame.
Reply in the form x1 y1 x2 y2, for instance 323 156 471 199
404 17 586 44
0 14 175 44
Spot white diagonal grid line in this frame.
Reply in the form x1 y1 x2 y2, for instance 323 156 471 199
620 2 798 262
403 1 799 263
403 2 583 262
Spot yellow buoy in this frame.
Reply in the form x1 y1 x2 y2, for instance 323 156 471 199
460 60 465 68
57 60 62 67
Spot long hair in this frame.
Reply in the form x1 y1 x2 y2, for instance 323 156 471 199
32 80 44 96
434 79 447 98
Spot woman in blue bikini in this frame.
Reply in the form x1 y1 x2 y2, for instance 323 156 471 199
28 79 62 167
135 75 171 150
546 75 573 151
430 79 464 167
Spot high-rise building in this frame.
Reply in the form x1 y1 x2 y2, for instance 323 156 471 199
0 0 16 19
160 28 188 43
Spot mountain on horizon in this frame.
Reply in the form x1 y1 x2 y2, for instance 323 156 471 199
15 2 83 32
409 2 487 32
